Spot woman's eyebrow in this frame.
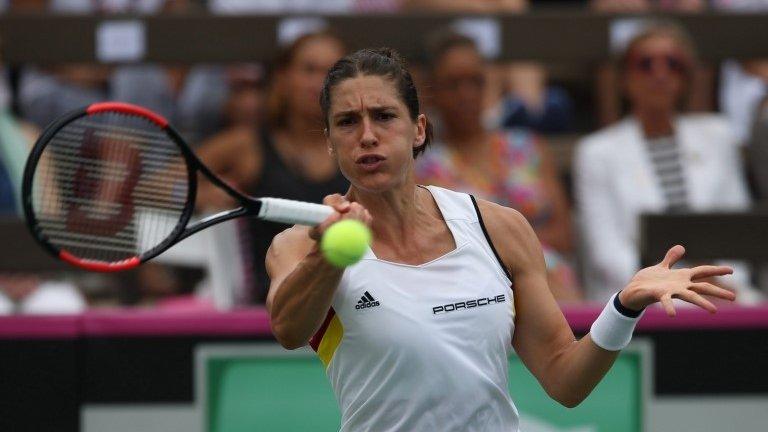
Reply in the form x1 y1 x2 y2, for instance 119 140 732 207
369 105 397 112
333 109 359 119
333 105 397 119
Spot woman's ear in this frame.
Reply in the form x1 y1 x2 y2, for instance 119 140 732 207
413 114 427 148
326 129 336 157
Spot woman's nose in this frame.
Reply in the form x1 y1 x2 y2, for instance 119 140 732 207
360 117 377 147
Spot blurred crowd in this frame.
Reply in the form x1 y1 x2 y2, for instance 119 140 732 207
2 0 768 312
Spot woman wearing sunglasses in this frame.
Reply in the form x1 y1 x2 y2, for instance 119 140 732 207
575 21 752 303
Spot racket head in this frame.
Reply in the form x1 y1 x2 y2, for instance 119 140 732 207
22 102 198 272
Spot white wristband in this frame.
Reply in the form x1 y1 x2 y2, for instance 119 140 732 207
589 293 644 351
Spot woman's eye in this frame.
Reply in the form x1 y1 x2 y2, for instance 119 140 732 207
337 117 355 126
377 112 395 121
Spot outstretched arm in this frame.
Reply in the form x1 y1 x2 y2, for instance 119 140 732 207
477 199 735 407
266 195 372 349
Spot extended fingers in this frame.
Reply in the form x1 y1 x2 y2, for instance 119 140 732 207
675 290 717 314
659 293 676 317
660 245 686 269
689 282 736 301
690 265 733 280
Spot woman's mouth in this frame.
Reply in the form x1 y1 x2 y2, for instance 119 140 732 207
356 154 386 171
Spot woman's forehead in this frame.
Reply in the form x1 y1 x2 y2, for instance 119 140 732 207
633 35 680 53
292 36 343 64
437 46 481 69
330 75 402 111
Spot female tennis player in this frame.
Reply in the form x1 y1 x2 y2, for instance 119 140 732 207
265 48 736 431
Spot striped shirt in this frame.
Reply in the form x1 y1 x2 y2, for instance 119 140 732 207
646 135 689 212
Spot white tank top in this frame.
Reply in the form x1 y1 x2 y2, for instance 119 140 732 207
309 185 518 432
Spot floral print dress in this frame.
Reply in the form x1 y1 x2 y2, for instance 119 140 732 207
415 129 579 295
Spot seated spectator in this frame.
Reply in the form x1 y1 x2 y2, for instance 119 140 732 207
575 21 753 302
17 0 225 144
746 96 768 292
416 31 580 302
196 31 348 303
194 65 267 210
0 161 12 214
3 0 45 12
0 274 86 315
748 96 768 202
19 64 109 129
0 51 85 314
0 72 20 215
494 61 573 134
711 0 768 147
405 0 573 133
0 64 39 215
720 60 768 146
591 0 714 127
19 62 226 144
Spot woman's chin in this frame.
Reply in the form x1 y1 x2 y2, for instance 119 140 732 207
351 174 401 194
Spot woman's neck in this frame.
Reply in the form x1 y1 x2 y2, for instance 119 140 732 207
634 106 675 138
347 175 429 246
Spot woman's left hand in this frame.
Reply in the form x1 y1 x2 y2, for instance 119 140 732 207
618 245 737 316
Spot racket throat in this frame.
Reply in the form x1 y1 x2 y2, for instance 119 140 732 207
179 207 251 242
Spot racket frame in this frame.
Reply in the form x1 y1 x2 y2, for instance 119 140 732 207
22 102 264 272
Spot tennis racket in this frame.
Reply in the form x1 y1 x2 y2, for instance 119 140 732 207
22 102 334 272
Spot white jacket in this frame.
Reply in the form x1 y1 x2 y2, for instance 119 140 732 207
575 114 751 302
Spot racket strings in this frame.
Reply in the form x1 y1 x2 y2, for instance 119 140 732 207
32 112 190 263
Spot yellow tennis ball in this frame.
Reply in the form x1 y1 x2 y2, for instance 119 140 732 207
321 219 372 268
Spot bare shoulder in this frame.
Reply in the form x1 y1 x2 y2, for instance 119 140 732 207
474 198 544 275
475 198 534 244
263 225 312 312
265 225 317 309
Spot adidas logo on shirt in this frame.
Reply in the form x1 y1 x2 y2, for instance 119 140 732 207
355 291 380 310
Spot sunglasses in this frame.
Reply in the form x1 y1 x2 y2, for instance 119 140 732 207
628 53 689 75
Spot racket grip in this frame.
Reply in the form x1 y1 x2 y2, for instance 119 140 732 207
257 198 335 226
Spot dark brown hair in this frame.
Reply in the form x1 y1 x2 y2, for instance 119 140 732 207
266 31 345 130
320 47 433 158
423 29 478 74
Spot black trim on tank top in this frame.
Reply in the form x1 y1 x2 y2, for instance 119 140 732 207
470 195 514 286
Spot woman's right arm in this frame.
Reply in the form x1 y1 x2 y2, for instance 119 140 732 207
265 195 371 349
